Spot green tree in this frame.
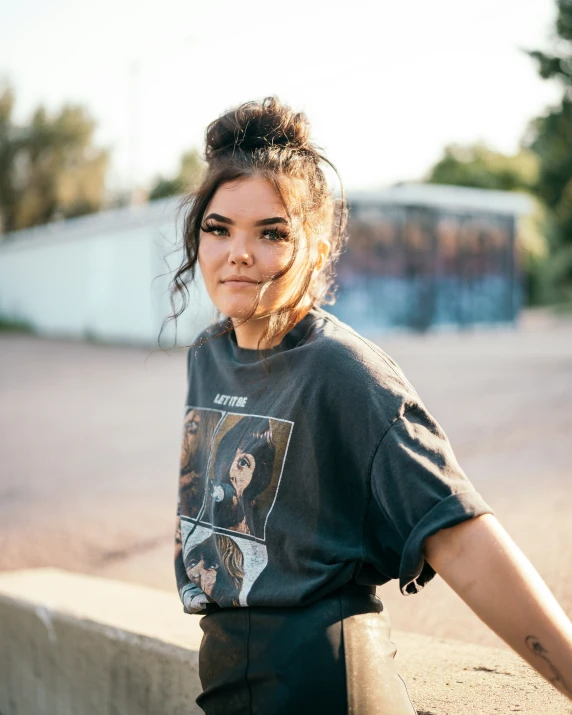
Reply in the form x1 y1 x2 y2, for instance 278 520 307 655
0 82 109 234
524 0 572 301
148 148 205 201
425 142 538 193
0 85 22 233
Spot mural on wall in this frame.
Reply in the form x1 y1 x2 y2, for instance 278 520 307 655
331 203 520 334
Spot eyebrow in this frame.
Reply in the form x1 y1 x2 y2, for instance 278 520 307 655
204 213 288 227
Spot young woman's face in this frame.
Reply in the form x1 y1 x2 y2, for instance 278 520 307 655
198 175 303 320
187 553 219 596
229 447 256 498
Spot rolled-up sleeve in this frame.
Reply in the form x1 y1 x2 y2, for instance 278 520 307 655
366 403 494 595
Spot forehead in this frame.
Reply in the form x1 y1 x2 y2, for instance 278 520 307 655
206 176 287 222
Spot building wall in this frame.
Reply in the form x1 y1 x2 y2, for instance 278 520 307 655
0 205 215 347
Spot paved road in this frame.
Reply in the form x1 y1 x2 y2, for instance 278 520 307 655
1 309 571 650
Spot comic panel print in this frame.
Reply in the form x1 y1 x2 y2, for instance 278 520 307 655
178 407 224 519
179 411 293 607
180 522 268 607
201 413 293 542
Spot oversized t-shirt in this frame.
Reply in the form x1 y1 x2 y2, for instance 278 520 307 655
174 305 494 615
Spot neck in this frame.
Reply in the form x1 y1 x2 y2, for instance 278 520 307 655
231 301 313 350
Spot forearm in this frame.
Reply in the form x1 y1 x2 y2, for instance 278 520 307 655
424 513 572 700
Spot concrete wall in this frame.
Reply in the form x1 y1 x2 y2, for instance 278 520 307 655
1 568 571 715
0 199 214 348
0 568 204 715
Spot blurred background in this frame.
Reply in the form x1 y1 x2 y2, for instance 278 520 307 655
1 0 571 651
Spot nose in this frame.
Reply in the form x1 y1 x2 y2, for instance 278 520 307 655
228 235 253 267
187 561 202 583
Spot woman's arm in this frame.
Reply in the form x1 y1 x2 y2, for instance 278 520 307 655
423 513 572 700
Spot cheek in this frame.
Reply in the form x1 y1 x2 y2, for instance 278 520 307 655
244 470 254 489
236 470 252 493
204 569 217 589
257 250 298 302
197 243 208 272
198 240 223 280
259 243 293 273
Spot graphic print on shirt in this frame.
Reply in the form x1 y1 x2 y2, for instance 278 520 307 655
178 408 293 607
179 407 224 519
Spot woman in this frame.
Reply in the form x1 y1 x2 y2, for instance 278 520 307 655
170 97 572 714
186 533 244 607
208 416 276 537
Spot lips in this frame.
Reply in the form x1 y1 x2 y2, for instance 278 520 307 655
222 276 259 284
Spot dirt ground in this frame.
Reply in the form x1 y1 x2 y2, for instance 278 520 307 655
1 308 571 651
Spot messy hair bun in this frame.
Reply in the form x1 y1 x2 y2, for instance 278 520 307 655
205 97 313 162
162 96 348 363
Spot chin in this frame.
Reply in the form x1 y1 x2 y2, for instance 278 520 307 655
216 299 258 320
213 291 284 320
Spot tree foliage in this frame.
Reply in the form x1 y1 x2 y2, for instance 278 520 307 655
523 0 572 300
526 0 572 88
426 142 539 193
148 148 205 201
0 82 109 234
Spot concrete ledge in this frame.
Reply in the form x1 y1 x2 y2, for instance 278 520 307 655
0 568 203 715
1 568 571 715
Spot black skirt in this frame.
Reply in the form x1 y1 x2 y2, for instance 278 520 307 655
196 582 417 715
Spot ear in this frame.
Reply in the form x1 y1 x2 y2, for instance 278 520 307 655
314 237 330 273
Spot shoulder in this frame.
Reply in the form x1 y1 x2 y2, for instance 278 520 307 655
310 307 413 387
313 309 401 370
306 307 423 420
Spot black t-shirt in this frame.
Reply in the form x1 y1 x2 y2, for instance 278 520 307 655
174 305 494 614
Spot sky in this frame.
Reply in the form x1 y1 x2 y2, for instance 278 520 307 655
0 0 562 194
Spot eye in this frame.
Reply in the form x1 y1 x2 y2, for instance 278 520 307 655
237 455 252 469
188 559 198 568
207 562 219 571
201 220 229 237
187 419 199 435
261 227 290 242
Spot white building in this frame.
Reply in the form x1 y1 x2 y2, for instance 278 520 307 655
0 195 214 347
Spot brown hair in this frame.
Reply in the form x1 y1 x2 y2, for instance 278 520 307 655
159 96 348 360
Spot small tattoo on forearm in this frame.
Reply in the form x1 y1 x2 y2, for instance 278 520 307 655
525 635 572 697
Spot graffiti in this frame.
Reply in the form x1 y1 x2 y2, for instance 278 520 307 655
331 203 520 334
